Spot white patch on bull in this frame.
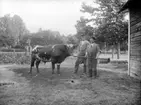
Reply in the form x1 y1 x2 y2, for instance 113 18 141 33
67 44 73 48
32 45 43 51
44 52 46 54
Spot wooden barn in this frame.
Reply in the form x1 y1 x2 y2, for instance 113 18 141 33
119 0 141 79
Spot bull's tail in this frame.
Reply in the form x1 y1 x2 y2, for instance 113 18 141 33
30 54 36 67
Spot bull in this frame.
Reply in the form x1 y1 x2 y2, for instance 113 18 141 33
29 44 77 75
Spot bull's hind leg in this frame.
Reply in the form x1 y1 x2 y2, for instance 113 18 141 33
52 62 55 74
83 59 87 74
35 60 41 73
29 55 36 74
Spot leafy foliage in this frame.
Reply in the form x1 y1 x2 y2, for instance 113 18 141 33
0 14 29 47
29 30 64 46
75 17 94 40
76 0 128 47
0 14 78 48
64 35 78 44
0 52 30 64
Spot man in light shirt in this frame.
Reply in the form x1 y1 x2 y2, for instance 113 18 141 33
74 35 90 74
86 36 100 78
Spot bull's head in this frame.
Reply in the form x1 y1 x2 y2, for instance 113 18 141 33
66 44 78 56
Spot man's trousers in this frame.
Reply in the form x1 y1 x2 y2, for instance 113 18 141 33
74 52 87 74
87 57 98 77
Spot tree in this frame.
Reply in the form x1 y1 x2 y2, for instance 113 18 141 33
29 29 64 47
75 16 95 41
0 14 29 47
77 0 128 59
0 15 15 47
19 33 31 47
12 15 29 45
65 35 78 44
92 0 127 59
75 17 87 38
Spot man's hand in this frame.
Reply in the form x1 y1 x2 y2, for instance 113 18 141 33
96 52 100 59
95 56 99 59
85 52 88 57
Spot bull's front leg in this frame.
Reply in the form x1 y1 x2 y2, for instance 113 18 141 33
52 62 55 74
83 58 87 74
35 60 41 74
57 63 60 75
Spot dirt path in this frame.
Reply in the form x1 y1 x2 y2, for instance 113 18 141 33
0 65 33 105
0 64 140 105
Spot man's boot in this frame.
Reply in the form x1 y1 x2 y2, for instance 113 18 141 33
89 69 93 78
93 69 97 78
57 64 60 75
74 66 78 74
74 61 79 74
83 64 87 74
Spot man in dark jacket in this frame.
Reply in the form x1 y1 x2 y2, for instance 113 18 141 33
86 36 100 78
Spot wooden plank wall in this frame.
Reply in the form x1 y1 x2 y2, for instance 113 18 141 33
130 9 141 79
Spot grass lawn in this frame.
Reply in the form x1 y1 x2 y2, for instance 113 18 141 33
0 59 140 105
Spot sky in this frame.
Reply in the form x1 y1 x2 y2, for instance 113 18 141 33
0 0 95 35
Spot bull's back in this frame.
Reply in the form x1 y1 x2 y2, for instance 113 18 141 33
31 44 70 63
51 44 70 57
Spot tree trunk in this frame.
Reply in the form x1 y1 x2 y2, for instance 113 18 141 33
112 45 114 59
104 42 106 54
117 42 120 59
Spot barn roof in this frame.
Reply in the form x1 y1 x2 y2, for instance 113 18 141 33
119 0 141 13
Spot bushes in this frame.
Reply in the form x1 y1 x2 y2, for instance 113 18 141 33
12 45 25 49
0 47 26 52
0 48 14 52
0 52 31 64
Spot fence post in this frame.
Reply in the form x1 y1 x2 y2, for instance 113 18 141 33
112 45 114 59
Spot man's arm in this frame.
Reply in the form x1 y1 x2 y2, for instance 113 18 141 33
96 45 101 59
85 41 90 57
